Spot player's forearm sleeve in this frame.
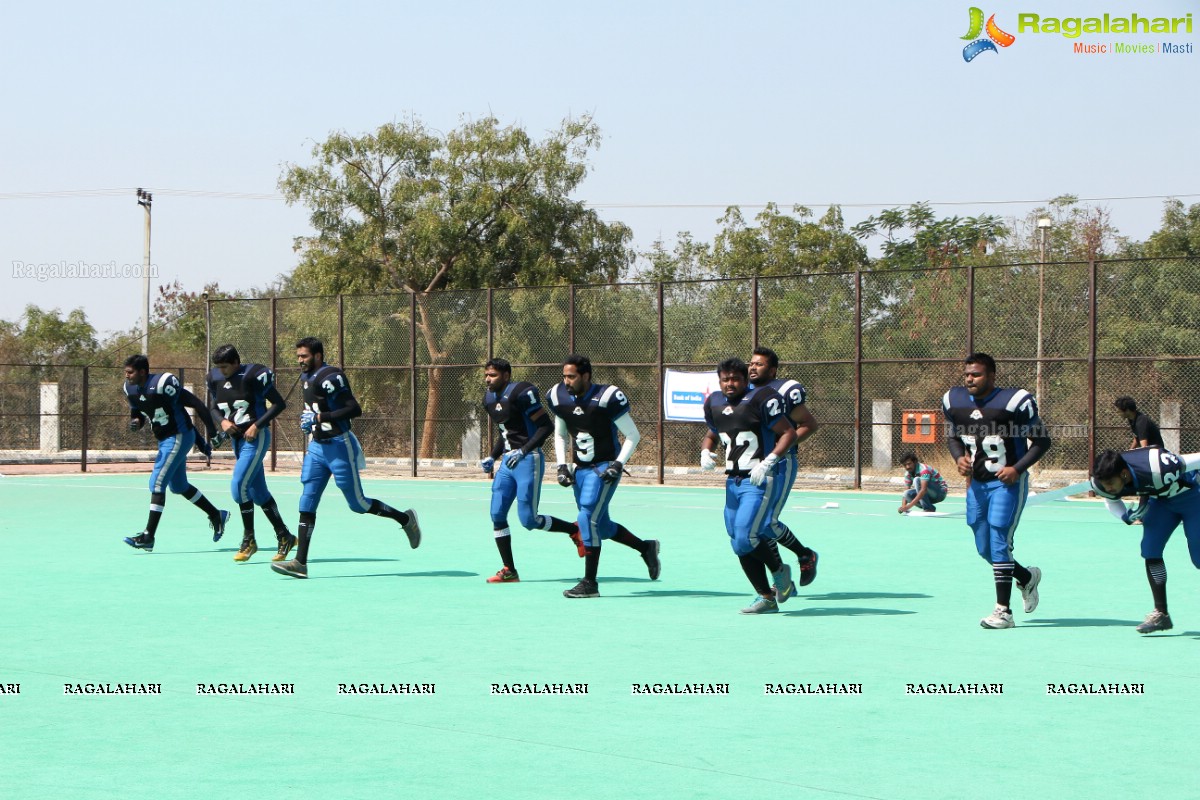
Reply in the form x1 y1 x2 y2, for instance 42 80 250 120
554 416 570 464
254 386 287 428
523 413 553 454
946 436 966 460
1104 498 1128 521
489 436 505 461
1013 429 1052 474
320 395 363 422
180 389 217 437
614 413 640 464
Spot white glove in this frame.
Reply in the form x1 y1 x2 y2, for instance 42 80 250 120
504 449 525 469
748 453 779 487
480 457 495 472
700 449 717 471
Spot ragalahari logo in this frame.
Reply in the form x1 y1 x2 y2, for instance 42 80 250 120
962 7 1016 61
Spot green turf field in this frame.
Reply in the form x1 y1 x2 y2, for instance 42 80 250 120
2 472 1197 799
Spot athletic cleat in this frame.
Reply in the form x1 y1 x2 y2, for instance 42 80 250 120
233 536 258 563
1020 566 1041 613
980 604 1015 629
740 595 779 615
798 549 819 587
568 524 587 558
270 559 308 579
401 509 421 549
641 540 661 581
273 531 297 562
211 510 230 542
1135 610 1173 634
772 563 794 604
563 578 599 598
486 566 520 584
124 532 154 551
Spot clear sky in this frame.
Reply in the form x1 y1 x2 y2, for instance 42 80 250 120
2 0 1196 335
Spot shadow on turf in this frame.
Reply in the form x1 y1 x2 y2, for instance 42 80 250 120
780 607 916 617
803 591 932 601
313 570 480 580
1024 618 1142 628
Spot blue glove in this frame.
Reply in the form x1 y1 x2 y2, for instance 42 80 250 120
600 460 624 484
480 457 495 473
504 449 524 469
300 410 316 433
1122 497 1149 524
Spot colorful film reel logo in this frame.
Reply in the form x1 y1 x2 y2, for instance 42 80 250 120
962 7 1015 61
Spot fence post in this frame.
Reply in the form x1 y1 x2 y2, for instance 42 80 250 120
81 367 89 473
853 269 863 489
966 262 975 355
410 291 418 478
657 281 665 485
750 275 759 349
568 284 576 353
40 382 60 456
270 297 278 472
337 294 345 368
1087 259 1098 473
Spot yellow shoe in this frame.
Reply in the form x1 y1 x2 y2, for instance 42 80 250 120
272 532 297 562
233 537 258 563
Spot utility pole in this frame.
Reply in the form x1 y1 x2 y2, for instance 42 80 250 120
1036 216 1051 404
136 188 153 354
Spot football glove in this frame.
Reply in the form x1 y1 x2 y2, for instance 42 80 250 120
748 453 779 487
1122 496 1150 525
556 464 575 487
700 449 717 471
300 410 316 433
194 436 212 458
504 449 525 469
600 460 624 484
210 431 231 450
128 417 144 432
480 457 495 473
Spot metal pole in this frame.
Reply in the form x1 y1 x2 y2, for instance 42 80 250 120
656 281 665 485
337 294 345 367
410 291 418 478
269 297 278 472
81 366 89 473
136 190 153 354
750 275 759 349
1036 226 1047 404
853 269 863 490
1088 258 1098 474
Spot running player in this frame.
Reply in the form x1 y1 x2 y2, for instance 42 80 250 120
122 354 229 551
481 357 585 583
271 337 422 579
547 354 660 598
702 357 798 614
1092 447 1200 633
206 344 296 563
943 353 1051 629
747 346 820 584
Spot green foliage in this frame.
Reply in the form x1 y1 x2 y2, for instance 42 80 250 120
2 305 98 365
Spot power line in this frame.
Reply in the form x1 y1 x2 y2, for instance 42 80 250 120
0 187 1197 208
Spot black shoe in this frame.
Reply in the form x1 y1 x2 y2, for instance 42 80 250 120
798 549 819 587
641 540 661 581
273 531 297 562
124 532 154 551
563 578 599 598
270 559 308 579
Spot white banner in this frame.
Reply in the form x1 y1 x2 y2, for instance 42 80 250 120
663 369 721 422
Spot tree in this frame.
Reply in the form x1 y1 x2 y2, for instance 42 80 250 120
12 305 97 365
279 114 634 457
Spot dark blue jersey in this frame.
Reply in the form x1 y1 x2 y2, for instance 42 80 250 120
125 373 193 440
753 377 808 454
301 365 357 442
704 386 786 477
942 385 1049 482
1091 447 1198 501
484 380 544 452
208 363 280 432
546 382 630 466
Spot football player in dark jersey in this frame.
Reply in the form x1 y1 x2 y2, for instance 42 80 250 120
942 353 1051 629
480 358 585 583
547 354 660 598
122 354 229 551
270 338 422 579
1092 447 1200 633
702 358 798 614
207 344 296 563
747 346 820 585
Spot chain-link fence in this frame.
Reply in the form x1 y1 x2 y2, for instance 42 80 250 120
4 257 1198 489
